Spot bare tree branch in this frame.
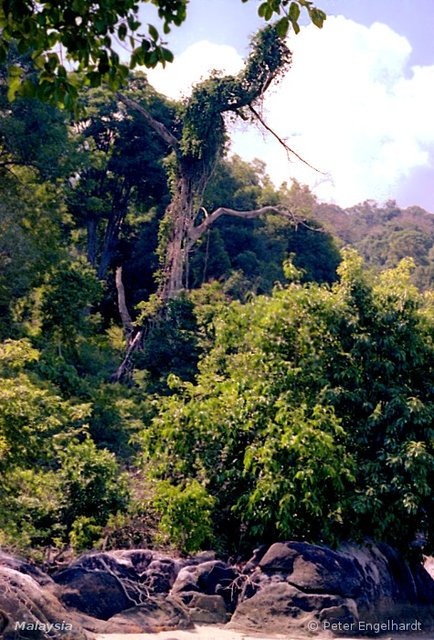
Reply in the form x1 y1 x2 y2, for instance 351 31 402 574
248 104 324 174
111 327 144 382
186 205 294 248
115 266 134 342
116 92 180 149
187 204 322 250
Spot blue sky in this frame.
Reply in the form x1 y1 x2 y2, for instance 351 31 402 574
140 1 434 212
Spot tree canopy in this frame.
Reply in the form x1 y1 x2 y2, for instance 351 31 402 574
0 51 433 561
0 0 326 108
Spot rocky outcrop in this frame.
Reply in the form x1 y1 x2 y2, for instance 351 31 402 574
1 543 433 638
0 565 87 640
229 542 434 636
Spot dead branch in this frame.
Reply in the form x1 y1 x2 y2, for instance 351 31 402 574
186 205 294 248
115 266 134 342
111 327 144 382
116 92 180 149
248 104 324 174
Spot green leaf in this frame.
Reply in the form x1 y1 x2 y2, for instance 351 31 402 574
289 1 301 23
148 24 159 42
7 66 23 101
161 47 174 63
310 8 326 28
276 17 289 38
118 23 127 41
87 71 102 87
258 3 268 18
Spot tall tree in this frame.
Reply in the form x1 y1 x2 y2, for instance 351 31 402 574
69 78 171 279
113 25 297 379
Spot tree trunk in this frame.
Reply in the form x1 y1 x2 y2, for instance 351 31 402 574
115 266 134 342
157 173 195 301
98 191 130 279
87 218 97 267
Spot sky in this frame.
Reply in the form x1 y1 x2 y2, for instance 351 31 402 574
138 1 434 212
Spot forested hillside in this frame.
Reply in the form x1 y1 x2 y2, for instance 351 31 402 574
0 55 433 560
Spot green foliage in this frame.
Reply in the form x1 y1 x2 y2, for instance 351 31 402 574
57 437 129 530
69 516 104 552
152 479 215 553
0 338 129 551
141 252 434 553
0 0 325 109
134 296 200 392
0 340 91 468
179 25 291 170
195 160 340 295
40 259 102 344
314 199 434 290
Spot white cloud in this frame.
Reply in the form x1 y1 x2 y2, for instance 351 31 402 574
147 17 434 208
146 40 243 100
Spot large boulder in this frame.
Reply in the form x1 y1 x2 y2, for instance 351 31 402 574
231 541 434 636
0 566 87 640
54 549 180 601
53 566 132 619
259 542 364 597
230 581 358 636
0 551 53 586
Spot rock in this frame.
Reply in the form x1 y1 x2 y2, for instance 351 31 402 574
0 566 87 640
170 565 200 594
0 550 53 587
171 559 240 613
242 544 269 574
233 542 434 636
73 610 144 634
144 558 179 593
284 542 364 598
171 560 239 595
175 592 228 623
58 549 180 599
229 581 356 635
107 596 192 632
258 542 299 573
53 567 132 619
415 557 434 603
424 556 434 581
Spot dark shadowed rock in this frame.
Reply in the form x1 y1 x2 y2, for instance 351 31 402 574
172 560 238 595
53 567 132 619
170 566 200 594
171 559 241 614
57 549 180 600
242 544 269 574
258 542 298 573
284 542 364 597
233 542 434 636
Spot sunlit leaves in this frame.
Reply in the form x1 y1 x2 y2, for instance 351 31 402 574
257 0 326 36
142 252 434 552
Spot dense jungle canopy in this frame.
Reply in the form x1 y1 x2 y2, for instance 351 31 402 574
0 7 433 560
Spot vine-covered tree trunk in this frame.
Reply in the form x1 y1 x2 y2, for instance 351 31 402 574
112 25 293 380
157 173 195 300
